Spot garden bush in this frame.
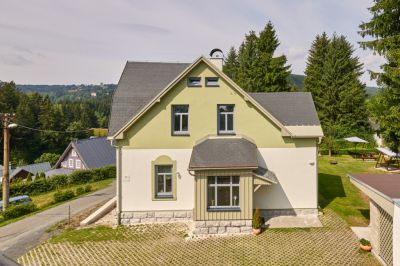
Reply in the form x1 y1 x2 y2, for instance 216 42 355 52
84 185 92 193
76 187 85 196
2 203 37 220
53 190 75 203
0 166 115 198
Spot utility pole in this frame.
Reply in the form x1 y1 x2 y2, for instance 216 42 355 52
2 113 15 211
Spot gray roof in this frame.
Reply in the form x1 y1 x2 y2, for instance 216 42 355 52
249 92 320 126
10 162 51 179
109 61 190 135
189 138 259 170
45 168 74 177
71 137 115 168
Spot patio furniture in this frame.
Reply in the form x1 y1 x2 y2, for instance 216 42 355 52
344 137 368 156
375 147 400 170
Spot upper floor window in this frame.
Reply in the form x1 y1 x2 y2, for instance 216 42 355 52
172 105 189 135
218 104 235 134
76 159 81 169
71 150 77 157
155 165 173 198
68 159 74 168
205 77 219 87
187 77 201 87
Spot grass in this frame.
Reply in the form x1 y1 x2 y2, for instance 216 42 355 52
50 226 129 243
318 155 379 226
0 178 114 227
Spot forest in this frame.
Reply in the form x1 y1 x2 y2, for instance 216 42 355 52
0 81 111 166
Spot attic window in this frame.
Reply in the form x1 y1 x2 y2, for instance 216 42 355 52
206 77 219 87
187 77 201 87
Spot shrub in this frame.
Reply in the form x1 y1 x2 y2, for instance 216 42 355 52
84 185 92 193
76 187 85 196
26 173 33 182
360 238 371 246
53 190 75 203
252 208 262 229
0 166 116 198
2 203 37 220
34 152 60 166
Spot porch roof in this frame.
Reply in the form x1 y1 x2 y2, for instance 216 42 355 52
188 137 258 170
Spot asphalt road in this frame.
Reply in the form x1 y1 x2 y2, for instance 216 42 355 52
0 183 115 260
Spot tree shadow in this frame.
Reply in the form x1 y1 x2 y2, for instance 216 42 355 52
318 173 346 209
359 209 370 221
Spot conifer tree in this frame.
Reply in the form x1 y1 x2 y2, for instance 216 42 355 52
359 0 400 152
223 47 239 80
236 31 259 91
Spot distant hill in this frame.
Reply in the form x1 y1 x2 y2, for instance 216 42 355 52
289 74 379 96
16 75 379 102
17 84 116 102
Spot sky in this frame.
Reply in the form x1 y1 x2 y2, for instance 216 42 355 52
0 0 384 86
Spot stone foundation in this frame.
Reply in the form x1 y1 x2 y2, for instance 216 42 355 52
120 210 192 225
193 220 252 236
260 208 318 220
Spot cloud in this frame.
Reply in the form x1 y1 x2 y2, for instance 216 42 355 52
0 54 32 66
119 23 172 35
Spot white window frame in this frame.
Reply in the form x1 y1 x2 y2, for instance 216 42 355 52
172 105 189 135
155 165 173 198
187 77 201 87
205 77 219 87
75 159 81 169
71 150 77 157
68 159 74 168
218 104 235 134
208 176 240 209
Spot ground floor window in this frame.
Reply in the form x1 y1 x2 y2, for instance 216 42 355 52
155 165 173 198
207 176 239 209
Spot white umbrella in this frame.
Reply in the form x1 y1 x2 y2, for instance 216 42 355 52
344 137 368 152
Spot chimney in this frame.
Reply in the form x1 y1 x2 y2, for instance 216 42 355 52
208 48 224 70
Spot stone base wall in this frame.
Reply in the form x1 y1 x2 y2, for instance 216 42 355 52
193 220 252 236
120 210 192 225
260 208 318 219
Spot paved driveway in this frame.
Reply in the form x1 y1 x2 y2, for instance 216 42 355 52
18 209 378 266
0 183 115 260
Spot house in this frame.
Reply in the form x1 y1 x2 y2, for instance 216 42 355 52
108 54 323 235
349 173 400 266
53 137 115 171
0 162 51 183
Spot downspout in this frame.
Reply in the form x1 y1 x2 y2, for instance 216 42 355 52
111 140 122 225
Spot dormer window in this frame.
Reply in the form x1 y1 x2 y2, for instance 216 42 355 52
187 77 201 87
206 77 219 87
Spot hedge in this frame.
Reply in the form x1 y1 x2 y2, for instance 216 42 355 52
319 148 377 156
0 166 115 198
54 190 75 203
1 203 37 219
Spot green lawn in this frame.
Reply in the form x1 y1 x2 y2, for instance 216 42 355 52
318 155 379 226
0 178 114 227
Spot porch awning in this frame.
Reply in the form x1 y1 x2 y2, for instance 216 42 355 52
188 137 259 170
253 167 278 185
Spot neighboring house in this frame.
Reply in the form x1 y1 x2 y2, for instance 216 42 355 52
349 173 399 266
53 137 115 171
0 162 51 183
108 55 323 235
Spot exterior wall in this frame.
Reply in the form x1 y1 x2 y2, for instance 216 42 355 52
394 202 400 266
60 148 85 170
193 220 252 235
194 170 253 221
120 148 194 212
253 147 318 210
116 61 316 150
370 200 380 255
120 210 192 225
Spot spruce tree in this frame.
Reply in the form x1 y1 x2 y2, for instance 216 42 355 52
305 33 369 154
254 21 291 92
223 47 239 80
223 21 291 92
359 0 400 152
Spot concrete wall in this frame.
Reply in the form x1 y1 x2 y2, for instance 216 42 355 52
121 146 318 213
253 147 318 210
394 202 400 266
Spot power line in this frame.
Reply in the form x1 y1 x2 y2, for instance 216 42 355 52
16 124 91 134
